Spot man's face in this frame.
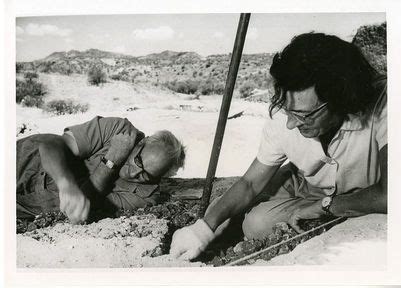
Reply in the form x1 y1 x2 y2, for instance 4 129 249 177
283 86 340 138
118 141 170 183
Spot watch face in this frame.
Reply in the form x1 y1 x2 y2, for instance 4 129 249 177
106 160 115 169
322 196 332 208
326 187 336 196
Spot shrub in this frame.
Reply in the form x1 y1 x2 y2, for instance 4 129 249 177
87 66 107 86
44 99 89 115
198 80 225 95
16 78 46 107
110 74 122 81
16 63 24 73
239 81 256 99
165 79 200 94
21 95 45 107
198 80 214 95
352 22 387 74
56 63 73 75
110 70 129 81
24 72 39 81
39 61 54 73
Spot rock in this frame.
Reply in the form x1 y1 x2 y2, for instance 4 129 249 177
27 222 37 232
278 244 290 255
233 242 243 254
211 256 224 267
275 222 290 232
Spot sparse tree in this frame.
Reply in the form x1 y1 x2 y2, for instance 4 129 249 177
87 65 107 86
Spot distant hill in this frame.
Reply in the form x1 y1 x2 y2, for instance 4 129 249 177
17 48 275 97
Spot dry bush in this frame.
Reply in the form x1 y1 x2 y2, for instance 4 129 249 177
87 66 107 86
44 99 89 115
16 63 24 73
165 79 200 94
239 81 257 99
198 79 225 95
24 71 39 81
16 76 46 108
352 22 387 74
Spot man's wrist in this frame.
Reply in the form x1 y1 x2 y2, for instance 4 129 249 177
56 177 74 192
192 219 215 244
89 163 117 192
322 195 335 216
203 215 218 232
101 156 116 169
104 151 126 167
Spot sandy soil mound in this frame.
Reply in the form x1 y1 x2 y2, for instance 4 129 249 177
17 214 204 268
254 214 387 266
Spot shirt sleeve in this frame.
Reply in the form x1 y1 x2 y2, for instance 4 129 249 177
63 116 144 158
105 185 160 210
256 116 287 166
373 84 387 150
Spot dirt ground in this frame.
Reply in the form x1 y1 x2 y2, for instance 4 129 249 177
255 214 387 266
16 73 387 268
17 177 344 268
17 214 205 268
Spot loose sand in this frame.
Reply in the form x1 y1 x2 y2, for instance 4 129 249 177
17 215 204 268
254 214 387 266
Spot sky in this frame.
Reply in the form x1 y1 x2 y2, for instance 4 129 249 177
16 13 386 62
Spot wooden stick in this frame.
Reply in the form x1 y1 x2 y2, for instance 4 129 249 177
224 217 346 266
198 13 251 218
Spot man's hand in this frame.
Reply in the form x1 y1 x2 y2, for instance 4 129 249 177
169 219 215 261
58 180 90 224
106 132 137 166
287 200 325 233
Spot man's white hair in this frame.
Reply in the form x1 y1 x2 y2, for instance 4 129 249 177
147 130 186 177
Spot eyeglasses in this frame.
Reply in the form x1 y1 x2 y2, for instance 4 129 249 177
132 144 160 183
282 102 328 124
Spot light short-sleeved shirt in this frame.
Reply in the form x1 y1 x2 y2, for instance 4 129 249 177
257 79 387 196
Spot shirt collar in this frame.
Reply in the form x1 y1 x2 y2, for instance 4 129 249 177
340 113 364 131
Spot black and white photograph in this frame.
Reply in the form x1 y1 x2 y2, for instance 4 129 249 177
3 0 401 287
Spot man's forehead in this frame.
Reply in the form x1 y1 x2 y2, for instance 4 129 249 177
285 87 321 111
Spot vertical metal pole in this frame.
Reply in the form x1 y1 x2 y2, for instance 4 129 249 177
198 13 251 217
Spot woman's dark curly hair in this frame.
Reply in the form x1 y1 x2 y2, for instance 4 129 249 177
269 32 380 118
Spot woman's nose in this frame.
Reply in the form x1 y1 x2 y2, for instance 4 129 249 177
286 114 303 130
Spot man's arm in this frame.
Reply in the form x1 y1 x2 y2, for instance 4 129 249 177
170 159 280 260
330 144 387 216
288 145 387 233
38 126 138 222
204 158 280 231
63 131 137 195
38 134 90 224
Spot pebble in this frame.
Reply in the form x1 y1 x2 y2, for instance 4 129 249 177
27 222 37 232
233 243 243 254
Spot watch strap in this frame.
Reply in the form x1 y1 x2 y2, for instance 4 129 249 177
101 156 116 169
321 196 334 216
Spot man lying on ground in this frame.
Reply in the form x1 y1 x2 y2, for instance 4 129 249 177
17 116 186 224
170 32 387 261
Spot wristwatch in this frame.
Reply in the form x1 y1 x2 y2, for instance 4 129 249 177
101 156 116 169
321 196 334 216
